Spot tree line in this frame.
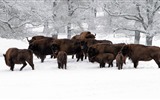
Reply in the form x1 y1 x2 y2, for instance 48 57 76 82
0 0 160 46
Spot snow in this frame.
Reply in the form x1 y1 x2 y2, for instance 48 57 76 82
0 34 160 100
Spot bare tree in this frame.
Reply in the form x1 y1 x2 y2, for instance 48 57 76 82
104 0 160 45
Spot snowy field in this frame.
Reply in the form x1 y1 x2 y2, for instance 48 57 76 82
0 34 160 100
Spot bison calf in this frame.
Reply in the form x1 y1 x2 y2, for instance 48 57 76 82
89 53 114 68
76 50 84 62
116 52 126 70
3 48 34 71
57 51 67 69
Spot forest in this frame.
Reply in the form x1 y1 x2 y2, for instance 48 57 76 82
0 0 160 45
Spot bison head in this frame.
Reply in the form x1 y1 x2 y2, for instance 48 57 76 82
3 54 10 67
85 34 96 39
80 41 88 50
88 47 99 61
28 43 38 51
89 56 96 63
51 43 60 54
121 45 130 57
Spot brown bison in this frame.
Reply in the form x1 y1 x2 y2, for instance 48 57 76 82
88 43 126 62
26 35 45 44
3 48 34 71
121 44 160 68
89 53 114 68
51 39 82 61
80 39 113 59
76 50 84 62
116 51 126 70
26 35 57 44
71 31 96 40
80 31 96 39
57 51 67 69
71 35 81 40
28 37 55 62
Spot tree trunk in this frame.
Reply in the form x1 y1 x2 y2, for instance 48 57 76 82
43 20 49 35
146 35 153 46
67 0 72 39
134 31 140 44
67 22 72 39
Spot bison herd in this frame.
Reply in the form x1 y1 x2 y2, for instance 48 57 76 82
3 31 160 71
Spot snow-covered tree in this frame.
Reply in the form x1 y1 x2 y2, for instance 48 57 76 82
104 0 160 45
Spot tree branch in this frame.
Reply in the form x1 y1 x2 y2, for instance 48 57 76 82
114 27 146 33
153 5 160 15
104 7 141 22
136 4 147 30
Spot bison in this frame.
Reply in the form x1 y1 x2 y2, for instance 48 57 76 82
26 35 45 44
88 43 126 62
51 39 82 61
80 31 96 39
26 35 57 44
57 51 67 69
89 53 114 68
28 37 55 62
71 31 96 40
116 51 126 70
121 44 160 68
80 39 113 59
71 35 81 40
76 50 84 62
3 48 34 71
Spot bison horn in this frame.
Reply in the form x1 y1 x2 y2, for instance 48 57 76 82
26 37 30 42
3 54 6 57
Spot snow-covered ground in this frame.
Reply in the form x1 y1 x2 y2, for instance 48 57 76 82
0 34 160 100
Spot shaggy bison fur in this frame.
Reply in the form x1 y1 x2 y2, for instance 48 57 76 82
51 39 82 61
116 51 126 70
121 44 160 68
3 48 34 71
57 51 67 69
28 37 55 62
76 50 84 62
71 31 96 40
88 43 126 62
89 53 114 68
80 39 113 59
26 35 45 44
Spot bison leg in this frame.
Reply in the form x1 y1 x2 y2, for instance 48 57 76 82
60 63 63 69
154 60 160 68
121 63 123 69
72 54 74 59
99 63 103 68
76 58 80 62
28 63 34 70
81 54 84 61
133 61 138 68
26 59 34 70
64 63 67 69
108 62 112 67
110 61 113 67
101 62 105 68
40 55 46 63
58 62 61 69
20 62 27 71
116 63 118 67
84 53 87 59
10 60 14 71
118 66 120 70
50 54 54 58
10 65 14 71
118 64 123 70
